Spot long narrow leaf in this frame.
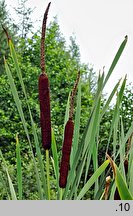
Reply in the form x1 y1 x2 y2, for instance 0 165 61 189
107 154 132 200
0 150 17 200
9 40 27 97
51 128 60 199
115 121 133 160
16 133 22 200
4 58 43 199
115 165 132 200
105 77 127 158
70 79 81 166
68 151 88 199
129 159 133 196
100 79 121 119
84 97 101 183
77 160 109 200
103 36 128 88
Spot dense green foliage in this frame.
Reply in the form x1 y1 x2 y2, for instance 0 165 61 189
0 0 17 73
0 2 133 200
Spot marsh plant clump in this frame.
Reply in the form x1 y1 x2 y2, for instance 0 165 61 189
1 2 133 200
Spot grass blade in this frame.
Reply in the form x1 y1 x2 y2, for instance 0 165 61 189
16 133 22 200
103 36 128 88
4 58 43 199
107 154 132 200
105 77 127 158
115 165 132 200
70 79 81 166
77 160 109 200
84 97 101 183
0 150 17 200
100 79 121 119
51 128 60 199
9 40 27 97
68 151 88 199
129 159 133 196
115 121 133 160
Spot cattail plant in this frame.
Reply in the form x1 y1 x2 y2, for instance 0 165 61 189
2 5 132 200
38 2 51 200
59 71 80 188
39 2 51 150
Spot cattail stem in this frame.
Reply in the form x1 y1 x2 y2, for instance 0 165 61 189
46 149 50 200
59 188 63 200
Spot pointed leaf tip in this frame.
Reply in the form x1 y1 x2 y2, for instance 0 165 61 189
125 35 128 40
2 25 11 42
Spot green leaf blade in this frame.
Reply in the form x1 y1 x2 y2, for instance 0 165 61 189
77 160 109 200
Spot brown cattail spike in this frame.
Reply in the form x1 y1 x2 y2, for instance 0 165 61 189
39 73 51 150
40 2 51 74
69 71 80 119
39 3 51 150
59 119 74 188
59 72 80 188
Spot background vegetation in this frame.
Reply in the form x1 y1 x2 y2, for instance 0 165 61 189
0 0 133 199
